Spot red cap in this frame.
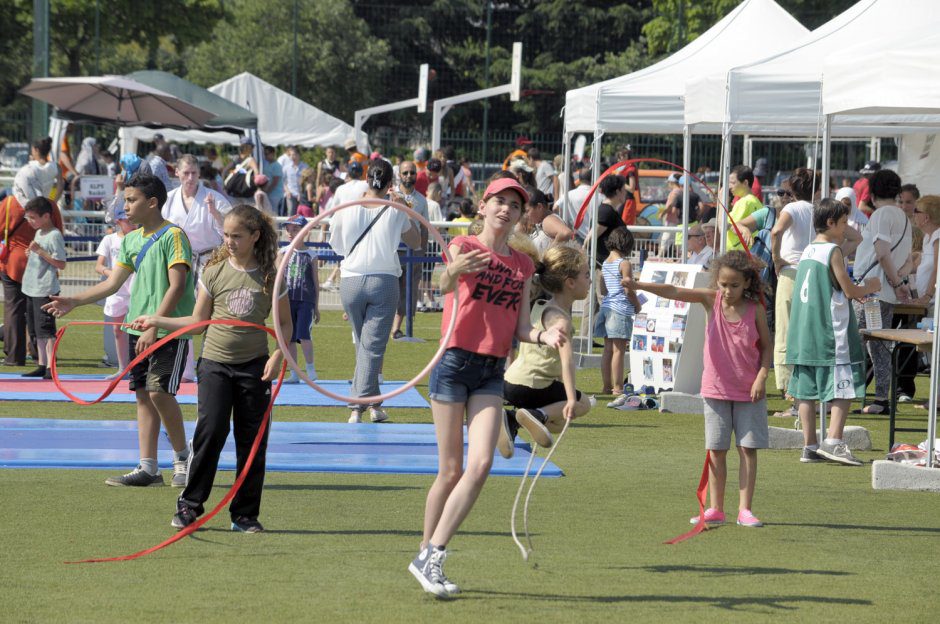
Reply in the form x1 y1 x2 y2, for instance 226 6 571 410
515 135 534 147
483 177 529 205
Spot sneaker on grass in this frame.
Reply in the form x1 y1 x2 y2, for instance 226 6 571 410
408 545 457 598
515 408 553 448
348 410 362 424
736 509 763 527
816 441 863 466
607 394 629 408
105 466 164 487
689 508 725 525
800 447 824 463
369 407 388 423
231 516 264 533
171 459 188 488
171 505 199 530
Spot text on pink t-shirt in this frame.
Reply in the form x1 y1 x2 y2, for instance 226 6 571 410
439 235 535 357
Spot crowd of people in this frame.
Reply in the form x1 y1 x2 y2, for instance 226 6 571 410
1 128 937 598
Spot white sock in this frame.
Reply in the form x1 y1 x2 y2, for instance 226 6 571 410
824 438 844 446
140 458 159 475
306 364 316 379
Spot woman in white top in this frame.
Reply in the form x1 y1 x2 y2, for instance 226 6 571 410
329 159 420 423
912 195 940 304
518 187 574 258
770 168 821 402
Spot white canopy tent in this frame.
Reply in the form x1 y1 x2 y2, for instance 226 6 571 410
684 0 940 250
124 72 368 150
562 0 807 349
820 21 940 469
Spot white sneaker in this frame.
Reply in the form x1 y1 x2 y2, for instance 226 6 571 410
348 410 362 424
898 393 913 403
305 367 317 382
284 372 300 385
816 441 863 466
370 407 388 423
607 394 629 408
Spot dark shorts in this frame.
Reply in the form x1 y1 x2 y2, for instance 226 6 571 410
128 334 189 395
26 295 56 340
503 379 582 410
428 347 506 403
289 300 314 342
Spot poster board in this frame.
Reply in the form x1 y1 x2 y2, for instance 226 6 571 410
629 262 709 393
79 175 115 201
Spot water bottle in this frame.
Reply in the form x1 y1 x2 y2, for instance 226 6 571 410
863 297 882 330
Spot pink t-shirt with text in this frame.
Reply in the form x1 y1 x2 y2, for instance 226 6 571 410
440 235 535 357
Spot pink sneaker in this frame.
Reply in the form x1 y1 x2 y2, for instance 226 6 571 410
689 508 725 525
737 509 764 527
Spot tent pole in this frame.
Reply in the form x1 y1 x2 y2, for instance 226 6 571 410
927 261 940 467
561 131 572 226
718 122 731 254
681 124 692 260
586 128 603 354
821 114 832 199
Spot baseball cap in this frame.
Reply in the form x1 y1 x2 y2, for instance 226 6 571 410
286 214 308 227
667 173 680 184
509 158 533 173
344 138 358 151
483 177 529 205
703 217 718 229
120 153 142 176
753 157 768 177
347 160 363 179
413 147 429 162
515 136 534 147
427 158 443 173
860 160 882 174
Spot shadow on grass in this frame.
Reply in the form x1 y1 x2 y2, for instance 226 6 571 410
262 484 421 492
197 527 519 538
571 423 657 429
460 589 872 611
611 564 851 576
772 521 940 534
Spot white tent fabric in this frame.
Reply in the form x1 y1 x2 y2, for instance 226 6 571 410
685 0 940 134
124 73 368 149
564 0 807 134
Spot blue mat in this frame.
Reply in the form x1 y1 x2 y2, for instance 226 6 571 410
0 418 563 477
0 373 429 408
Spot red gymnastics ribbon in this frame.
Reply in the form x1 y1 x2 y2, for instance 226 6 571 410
572 159 756 544
51 319 286 563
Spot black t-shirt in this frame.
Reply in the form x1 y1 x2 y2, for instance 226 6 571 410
595 202 626 266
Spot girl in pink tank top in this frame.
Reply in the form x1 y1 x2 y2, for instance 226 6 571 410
625 251 772 528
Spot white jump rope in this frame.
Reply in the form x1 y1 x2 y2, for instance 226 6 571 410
510 417 574 562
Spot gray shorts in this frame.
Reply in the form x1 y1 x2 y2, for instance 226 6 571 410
703 397 769 450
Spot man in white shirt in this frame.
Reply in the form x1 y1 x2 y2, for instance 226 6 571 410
161 153 232 380
281 146 308 215
554 167 595 243
853 169 913 413
686 224 713 268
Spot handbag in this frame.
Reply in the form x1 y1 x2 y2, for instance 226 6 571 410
224 159 256 198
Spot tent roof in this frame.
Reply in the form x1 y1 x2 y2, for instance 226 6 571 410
124 73 367 149
564 0 807 134
128 70 257 130
823 23 940 120
685 0 940 134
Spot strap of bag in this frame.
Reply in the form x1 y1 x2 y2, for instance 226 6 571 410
346 205 389 257
134 224 174 271
854 216 908 284
2 197 25 247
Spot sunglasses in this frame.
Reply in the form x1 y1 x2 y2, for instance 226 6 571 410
688 233 705 238
400 171 417 176
775 189 791 197
914 209 926 214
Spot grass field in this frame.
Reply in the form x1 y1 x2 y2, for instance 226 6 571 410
2 307 940 623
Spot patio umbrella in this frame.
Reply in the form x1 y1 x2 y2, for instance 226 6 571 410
20 75 216 128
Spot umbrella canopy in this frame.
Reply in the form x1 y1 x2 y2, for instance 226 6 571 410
20 75 216 128
128 70 258 131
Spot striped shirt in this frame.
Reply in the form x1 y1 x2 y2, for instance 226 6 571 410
601 258 635 316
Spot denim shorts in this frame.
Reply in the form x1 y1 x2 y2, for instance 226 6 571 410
604 309 634 340
428 347 506 403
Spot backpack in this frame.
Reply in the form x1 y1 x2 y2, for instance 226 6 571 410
749 206 777 292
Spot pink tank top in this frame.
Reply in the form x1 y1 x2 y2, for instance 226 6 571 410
700 292 761 402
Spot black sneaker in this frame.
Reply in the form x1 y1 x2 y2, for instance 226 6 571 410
515 409 553 448
497 410 517 459
231 516 264 533
171 505 199 530
105 465 165 487
21 366 46 378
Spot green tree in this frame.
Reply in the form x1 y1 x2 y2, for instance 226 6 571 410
0 0 34 111
185 0 390 122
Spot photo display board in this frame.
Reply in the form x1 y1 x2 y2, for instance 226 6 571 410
629 262 708 393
